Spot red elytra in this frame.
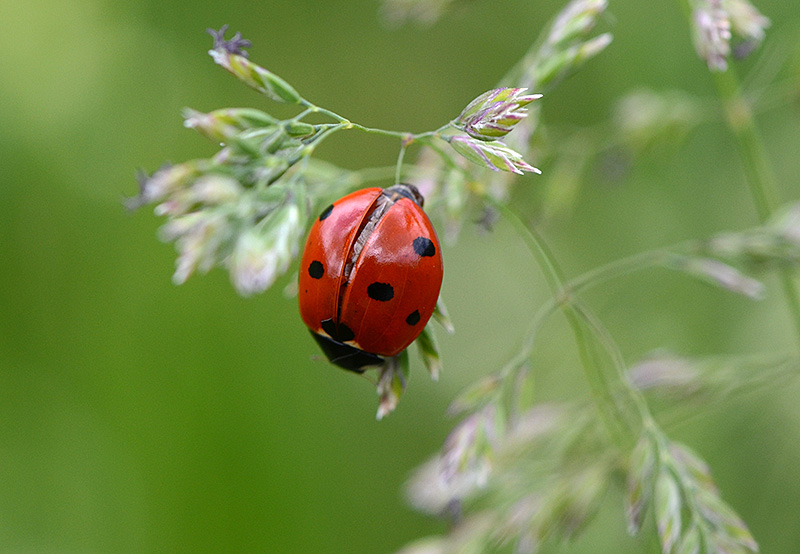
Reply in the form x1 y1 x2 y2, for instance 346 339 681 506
298 184 443 372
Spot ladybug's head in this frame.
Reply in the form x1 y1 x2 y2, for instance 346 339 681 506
384 183 424 208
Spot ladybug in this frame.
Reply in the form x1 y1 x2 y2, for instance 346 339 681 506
298 183 444 372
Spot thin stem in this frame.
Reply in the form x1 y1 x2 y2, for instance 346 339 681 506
489 199 633 445
347 122 453 142
713 69 776 221
349 124 410 139
572 303 657 430
564 248 675 297
298 99 351 125
298 97 460 188
712 67 800 347
395 144 408 185
300 96 454 142
290 107 315 123
301 123 350 154
512 245 687 390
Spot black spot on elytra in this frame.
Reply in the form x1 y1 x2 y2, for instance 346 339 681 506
367 282 394 301
406 310 421 325
319 204 334 221
320 318 355 342
308 260 324 279
413 236 436 257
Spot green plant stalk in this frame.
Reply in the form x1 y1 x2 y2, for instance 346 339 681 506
570 301 657 432
713 70 777 220
300 96 460 186
490 200 634 446
504 242 713 428
505 248 673 393
301 96 452 142
712 68 800 347
395 145 409 185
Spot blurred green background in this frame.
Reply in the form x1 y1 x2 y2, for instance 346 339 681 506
2 0 800 552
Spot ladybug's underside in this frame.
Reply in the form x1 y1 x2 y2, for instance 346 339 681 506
309 331 384 373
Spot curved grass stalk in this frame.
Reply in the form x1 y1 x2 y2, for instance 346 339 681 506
712 67 800 347
487 198 640 446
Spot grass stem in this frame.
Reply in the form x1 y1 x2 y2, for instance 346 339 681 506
712 67 800 347
490 200 637 446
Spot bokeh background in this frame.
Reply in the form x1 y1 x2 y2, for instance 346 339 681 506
2 0 800 552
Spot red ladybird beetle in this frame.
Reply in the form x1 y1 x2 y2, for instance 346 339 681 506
298 183 443 372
